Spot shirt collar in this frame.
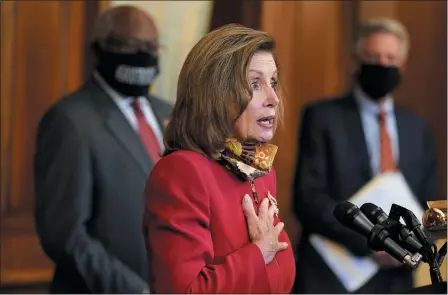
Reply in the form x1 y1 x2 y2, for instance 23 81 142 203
354 85 394 115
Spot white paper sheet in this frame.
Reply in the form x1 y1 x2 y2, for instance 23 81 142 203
309 172 426 292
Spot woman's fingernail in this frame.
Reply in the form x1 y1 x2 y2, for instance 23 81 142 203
244 194 250 203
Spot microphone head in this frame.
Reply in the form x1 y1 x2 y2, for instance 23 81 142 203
333 201 360 226
361 202 388 224
360 203 378 214
334 201 374 236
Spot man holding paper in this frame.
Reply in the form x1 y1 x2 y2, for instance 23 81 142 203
292 18 439 294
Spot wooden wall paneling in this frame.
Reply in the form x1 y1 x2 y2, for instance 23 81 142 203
341 0 361 83
359 0 396 20
1 0 82 284
261 1 302 245
1 0 16 216
209 0 261 31
395 1 447 200
84 0 111 77
261 1 354 245
0 0 109 286
65 1 86 94
358 0 447 287
98 0 111 12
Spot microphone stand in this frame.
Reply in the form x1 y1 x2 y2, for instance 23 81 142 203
367 223 423 268
387 204 445 285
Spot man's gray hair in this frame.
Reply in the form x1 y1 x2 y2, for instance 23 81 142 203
355 18 410 60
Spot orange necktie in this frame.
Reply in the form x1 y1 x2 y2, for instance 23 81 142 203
379 103 396 173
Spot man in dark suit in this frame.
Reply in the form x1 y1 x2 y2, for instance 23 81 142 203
34 6 172 293
292 18 438 294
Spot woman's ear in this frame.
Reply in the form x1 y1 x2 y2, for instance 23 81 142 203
163 118 170 129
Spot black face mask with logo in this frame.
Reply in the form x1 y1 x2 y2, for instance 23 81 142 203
94 44 159 97
356 63 401 100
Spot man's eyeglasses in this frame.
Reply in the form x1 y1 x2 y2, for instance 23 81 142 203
97 36 159 54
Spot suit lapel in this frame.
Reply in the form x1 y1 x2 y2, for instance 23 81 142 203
395 108 411 178
146 96 164 129
104 112 153 175
148 96 170 131
341 94 372 181
87 79 152 176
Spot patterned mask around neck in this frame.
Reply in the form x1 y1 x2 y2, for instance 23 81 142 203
215 138 278 181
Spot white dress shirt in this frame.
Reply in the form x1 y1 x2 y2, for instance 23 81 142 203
93 71 164 150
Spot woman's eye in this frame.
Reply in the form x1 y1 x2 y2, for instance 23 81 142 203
271 80 278 88
251 81 261 90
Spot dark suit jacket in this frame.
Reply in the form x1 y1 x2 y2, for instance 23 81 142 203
292 93 438 294
34 78 172 293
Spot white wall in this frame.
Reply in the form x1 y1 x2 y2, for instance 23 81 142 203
112 0 213 103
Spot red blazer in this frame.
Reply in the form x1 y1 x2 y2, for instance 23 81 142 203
143 150 295 293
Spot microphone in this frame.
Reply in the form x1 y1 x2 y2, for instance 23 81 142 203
333 200 374 236
360 203 424 254
334 201 423 268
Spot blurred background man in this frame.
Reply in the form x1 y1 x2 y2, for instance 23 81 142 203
33 6 172 293
292 18 439 294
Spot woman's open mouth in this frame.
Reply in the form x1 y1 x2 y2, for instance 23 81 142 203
256 116 275 128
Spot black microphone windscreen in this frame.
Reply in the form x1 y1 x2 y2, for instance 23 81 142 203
359 203 378 214
361 202 389 224
360 203 378 215
333 201 358 225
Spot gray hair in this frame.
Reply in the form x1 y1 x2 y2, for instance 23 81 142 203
355 18 410 60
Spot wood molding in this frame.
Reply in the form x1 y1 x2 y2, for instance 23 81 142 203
0 281 49 294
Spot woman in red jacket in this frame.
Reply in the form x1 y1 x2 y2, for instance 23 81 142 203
143 23 296 294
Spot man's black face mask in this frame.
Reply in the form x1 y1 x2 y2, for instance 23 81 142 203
356 63 401 100
93 40 159 97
